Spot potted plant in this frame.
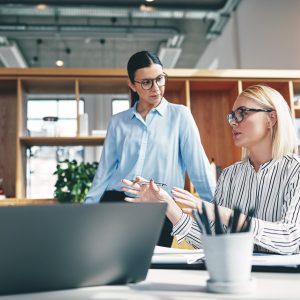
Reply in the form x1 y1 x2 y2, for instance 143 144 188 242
54 159 98 203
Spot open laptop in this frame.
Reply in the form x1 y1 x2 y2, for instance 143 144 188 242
0 202 166 295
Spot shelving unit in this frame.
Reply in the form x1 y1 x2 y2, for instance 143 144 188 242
19 136 105 147
0 68 300 198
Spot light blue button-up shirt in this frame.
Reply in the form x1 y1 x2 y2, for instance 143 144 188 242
85 98 215 203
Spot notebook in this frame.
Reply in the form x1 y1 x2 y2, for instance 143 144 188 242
0 202 166 294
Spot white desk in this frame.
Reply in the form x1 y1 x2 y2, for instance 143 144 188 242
1 269 300 299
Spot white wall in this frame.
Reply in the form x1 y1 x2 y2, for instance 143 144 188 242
196 0 300 69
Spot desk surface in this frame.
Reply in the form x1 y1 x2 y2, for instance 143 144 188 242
1 269 300 299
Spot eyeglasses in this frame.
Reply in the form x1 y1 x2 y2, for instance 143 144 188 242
227 107 273 124
134 73 167 90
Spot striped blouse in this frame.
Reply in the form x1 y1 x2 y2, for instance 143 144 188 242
172 154 300 254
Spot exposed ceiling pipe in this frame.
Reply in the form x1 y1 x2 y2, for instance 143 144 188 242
1 0 228 10
0 24 180 41
0 0 240 39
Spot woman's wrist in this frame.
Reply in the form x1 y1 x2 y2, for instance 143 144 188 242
166 198 184 225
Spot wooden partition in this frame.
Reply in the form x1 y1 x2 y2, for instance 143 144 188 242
0 80 18 197
189 80 241 168
164 79 188 106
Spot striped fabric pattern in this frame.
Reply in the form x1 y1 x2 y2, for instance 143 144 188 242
172 154 300 254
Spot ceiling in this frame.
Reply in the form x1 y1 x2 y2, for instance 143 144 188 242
0 0 241 68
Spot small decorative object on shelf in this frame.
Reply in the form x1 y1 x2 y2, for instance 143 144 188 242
79 113 89 136
42 116 59 136
91 129 107 136
294 97 300 107
0 178 6 200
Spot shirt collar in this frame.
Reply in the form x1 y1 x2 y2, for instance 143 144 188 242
130 97 168 119
246 157 278 172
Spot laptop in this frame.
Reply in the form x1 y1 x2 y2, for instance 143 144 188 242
0 202 166 295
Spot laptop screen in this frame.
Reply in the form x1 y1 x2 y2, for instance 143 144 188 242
0 202 166 294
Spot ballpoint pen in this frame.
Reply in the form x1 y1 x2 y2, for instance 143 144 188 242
214 202 224 234
192 209 206 234
201 203 212 235
230 208 242 233
131 180 167 187
241 208 255 232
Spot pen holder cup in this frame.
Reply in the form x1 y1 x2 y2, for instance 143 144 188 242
202 232 255 294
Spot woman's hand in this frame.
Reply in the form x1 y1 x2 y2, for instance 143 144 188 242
171 187 202 214
121 177 190 225
121 176 172 204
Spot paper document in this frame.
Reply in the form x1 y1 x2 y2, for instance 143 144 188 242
252 253 300 267
152 246 205 264
152 246 300 267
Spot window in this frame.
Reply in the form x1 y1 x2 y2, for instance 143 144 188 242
26 98 85 198
112 98 130 115
27 98 84 136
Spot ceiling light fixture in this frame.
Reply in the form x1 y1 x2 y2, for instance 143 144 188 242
56 59 64 67
145 0 155 2
36 4 47 10
140 4 155 12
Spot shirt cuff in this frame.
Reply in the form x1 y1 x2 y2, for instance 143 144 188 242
171 213 193 243
251 217 264 242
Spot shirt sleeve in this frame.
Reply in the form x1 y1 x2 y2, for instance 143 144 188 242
251 172 300 254
179 107 216 201
84 118 118 204
172 213 203 249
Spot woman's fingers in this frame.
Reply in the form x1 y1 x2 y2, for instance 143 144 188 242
121 179 141 190
121 177 171 204
135 176 147 182
182 207 193 214
172 189 194 202
124 197 140 203
120 187 138 195
174 197 196 208
122 179 136 187
150 179 160 192
172 186 194 196
173 196 201 210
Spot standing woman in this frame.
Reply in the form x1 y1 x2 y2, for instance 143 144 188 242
85 51 215 246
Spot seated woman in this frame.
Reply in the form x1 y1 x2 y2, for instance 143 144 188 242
121 84 300 255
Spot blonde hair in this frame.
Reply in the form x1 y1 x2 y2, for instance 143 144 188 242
239 85 298 160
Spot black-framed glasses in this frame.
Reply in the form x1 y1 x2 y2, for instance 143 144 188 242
134 73 167 90
227 107 273 124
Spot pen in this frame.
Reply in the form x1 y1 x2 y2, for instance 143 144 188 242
201 203 212 235
131 180 167 187
227 214 233 234
214 202 224 234
230 208 241 233
241 208 255 232
192 209 205 233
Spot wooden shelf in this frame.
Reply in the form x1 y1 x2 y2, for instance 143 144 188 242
295 107 300 118
0 198 57 206
20 136 105 146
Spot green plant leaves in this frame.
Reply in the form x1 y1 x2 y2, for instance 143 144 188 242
53 159 98 203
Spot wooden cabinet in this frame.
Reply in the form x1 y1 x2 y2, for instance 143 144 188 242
0 68 299 198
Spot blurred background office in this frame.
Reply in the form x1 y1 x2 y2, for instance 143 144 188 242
1 0 300 199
